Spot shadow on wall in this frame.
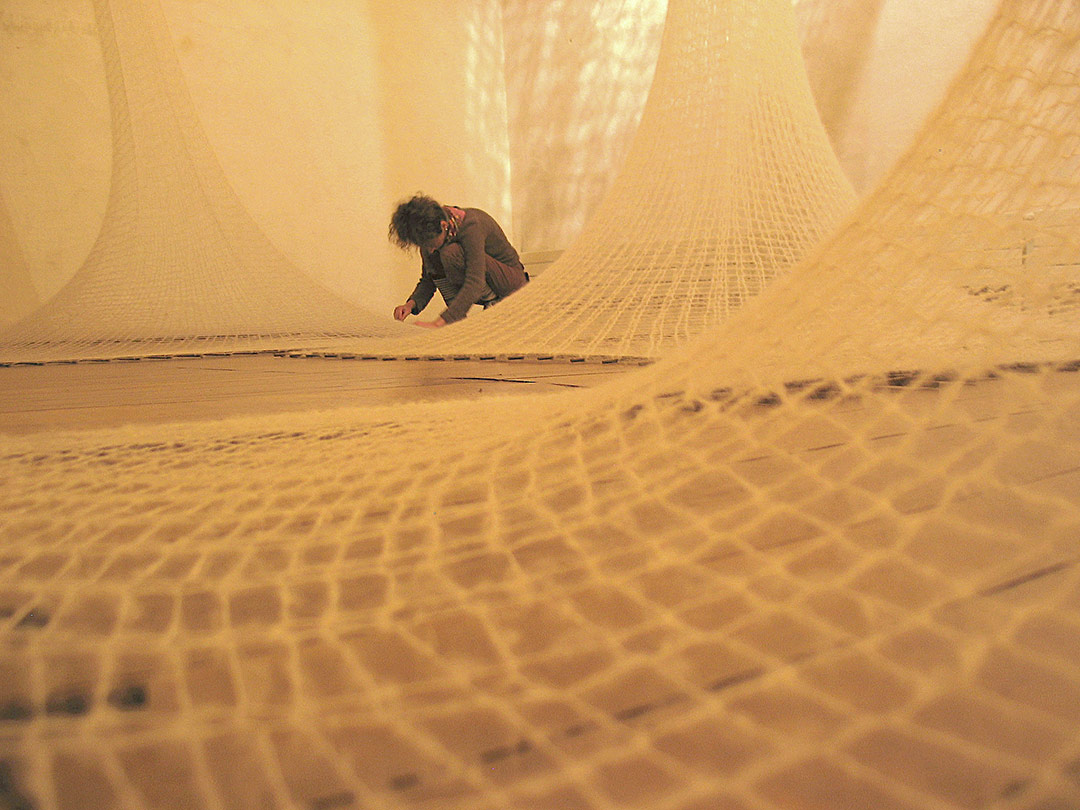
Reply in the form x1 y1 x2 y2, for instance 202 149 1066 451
795 0 1002 193
368 0 512 228
793 0 888 154
502 0 668 255
367 0 515 302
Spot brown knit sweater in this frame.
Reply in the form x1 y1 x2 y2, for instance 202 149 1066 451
408 208 523 323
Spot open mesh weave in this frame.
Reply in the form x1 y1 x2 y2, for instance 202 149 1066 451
0 0 853 364
1 0 1080 809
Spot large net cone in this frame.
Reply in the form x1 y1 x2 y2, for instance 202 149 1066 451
1 1 1080 809
0 0 395 363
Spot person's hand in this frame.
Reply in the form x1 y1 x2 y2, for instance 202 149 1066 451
413 317 446 329
393 301 415 321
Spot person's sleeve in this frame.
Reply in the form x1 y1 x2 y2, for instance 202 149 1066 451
440 228 488 323
409 257 436 314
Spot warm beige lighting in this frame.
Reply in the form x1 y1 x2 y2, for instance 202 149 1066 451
0 0 1078 808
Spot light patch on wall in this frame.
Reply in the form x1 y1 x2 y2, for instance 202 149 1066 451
161 0 392 305
462 0 513 231
502 0 668 255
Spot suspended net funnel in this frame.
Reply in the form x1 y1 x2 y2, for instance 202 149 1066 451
0 0 396 365
322 0 856 362
2 2 1080 810
0 192 39 328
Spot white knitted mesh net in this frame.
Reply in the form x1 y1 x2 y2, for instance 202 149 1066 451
2 0 1080 809
355 0 856 361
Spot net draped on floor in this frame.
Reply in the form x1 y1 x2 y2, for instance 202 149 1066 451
2 1 1080 809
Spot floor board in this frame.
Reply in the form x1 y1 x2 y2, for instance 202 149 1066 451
0 355 636 434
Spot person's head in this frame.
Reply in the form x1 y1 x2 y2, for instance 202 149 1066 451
389 194 448 252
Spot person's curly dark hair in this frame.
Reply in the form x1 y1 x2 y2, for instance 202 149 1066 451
388 194 445 250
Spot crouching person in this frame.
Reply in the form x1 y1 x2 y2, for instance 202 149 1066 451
389 194 528 328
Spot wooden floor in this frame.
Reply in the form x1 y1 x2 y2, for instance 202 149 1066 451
0 355 637 434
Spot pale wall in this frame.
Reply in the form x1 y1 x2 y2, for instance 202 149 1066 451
500 0 1002 256
0 1 109 304
826 0 1002 192
0 0 512 314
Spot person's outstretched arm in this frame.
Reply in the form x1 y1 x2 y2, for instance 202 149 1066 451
398 257 436 320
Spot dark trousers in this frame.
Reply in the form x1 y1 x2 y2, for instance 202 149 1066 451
431 243 528 308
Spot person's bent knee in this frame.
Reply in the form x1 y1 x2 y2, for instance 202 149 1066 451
486 258 527 299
